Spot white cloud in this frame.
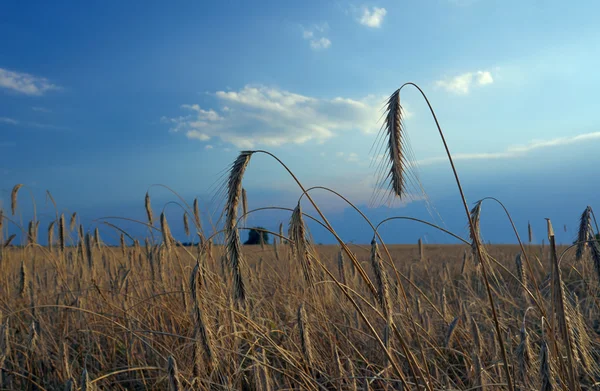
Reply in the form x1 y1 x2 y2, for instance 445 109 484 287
164 85 392 148
310 37 331 50
418 131 600 165
186 131 211 141
301 24 331 50
435 70 494 95
204 145 213 150
358 7 387 28
0 117 19 125
347 152 359 162
0 68 60 96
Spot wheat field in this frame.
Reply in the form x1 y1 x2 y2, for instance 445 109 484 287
1 86 599 390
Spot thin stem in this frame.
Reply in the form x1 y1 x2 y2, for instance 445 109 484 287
400 82 514 391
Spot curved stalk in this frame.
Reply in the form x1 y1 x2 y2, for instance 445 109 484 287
399 82 514 391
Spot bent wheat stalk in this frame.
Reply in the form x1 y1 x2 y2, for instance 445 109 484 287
384 83 515 391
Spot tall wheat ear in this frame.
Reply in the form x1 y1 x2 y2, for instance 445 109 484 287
224 151 253 305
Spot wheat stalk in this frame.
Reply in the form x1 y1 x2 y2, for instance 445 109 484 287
225 151 253 305
85 233 94 271
298 304 315 372
444 316 459 348
10 184 23 216
242 187 248 226
515 323 531 386
48 221 55 252
573 293 593 373
469 201 485 263
289 203 316 287
145 192 153 226
80 368 92 391
69 212 77 232
337 247 347 285
370 237 392 322
576 206 593 260
167 356 181 391
540 336 552 391
19 260 27 298
27 221 36 245
120 233 126 256
4 234 15 248
190 261 216 377
0 208 3 241
471 317 483 357
160 212 172 252
183 213 190 237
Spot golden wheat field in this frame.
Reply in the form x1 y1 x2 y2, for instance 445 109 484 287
0 211 599 391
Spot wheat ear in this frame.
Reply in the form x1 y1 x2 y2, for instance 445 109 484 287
10 184 23 216
225 151 253 305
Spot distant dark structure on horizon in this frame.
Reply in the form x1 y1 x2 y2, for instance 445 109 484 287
244 227 269 245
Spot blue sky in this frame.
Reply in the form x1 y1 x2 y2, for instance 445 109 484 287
1 0 599 245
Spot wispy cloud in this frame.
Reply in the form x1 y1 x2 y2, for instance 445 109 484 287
301 23 331 50
0 116 67 130
358 7 387 28
0 68 61 96
418 131 600 165
32 106 52 113
28 122 69 130
0 117 19 125
435 70 494 95
163 85 392 148
336 151 361 163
